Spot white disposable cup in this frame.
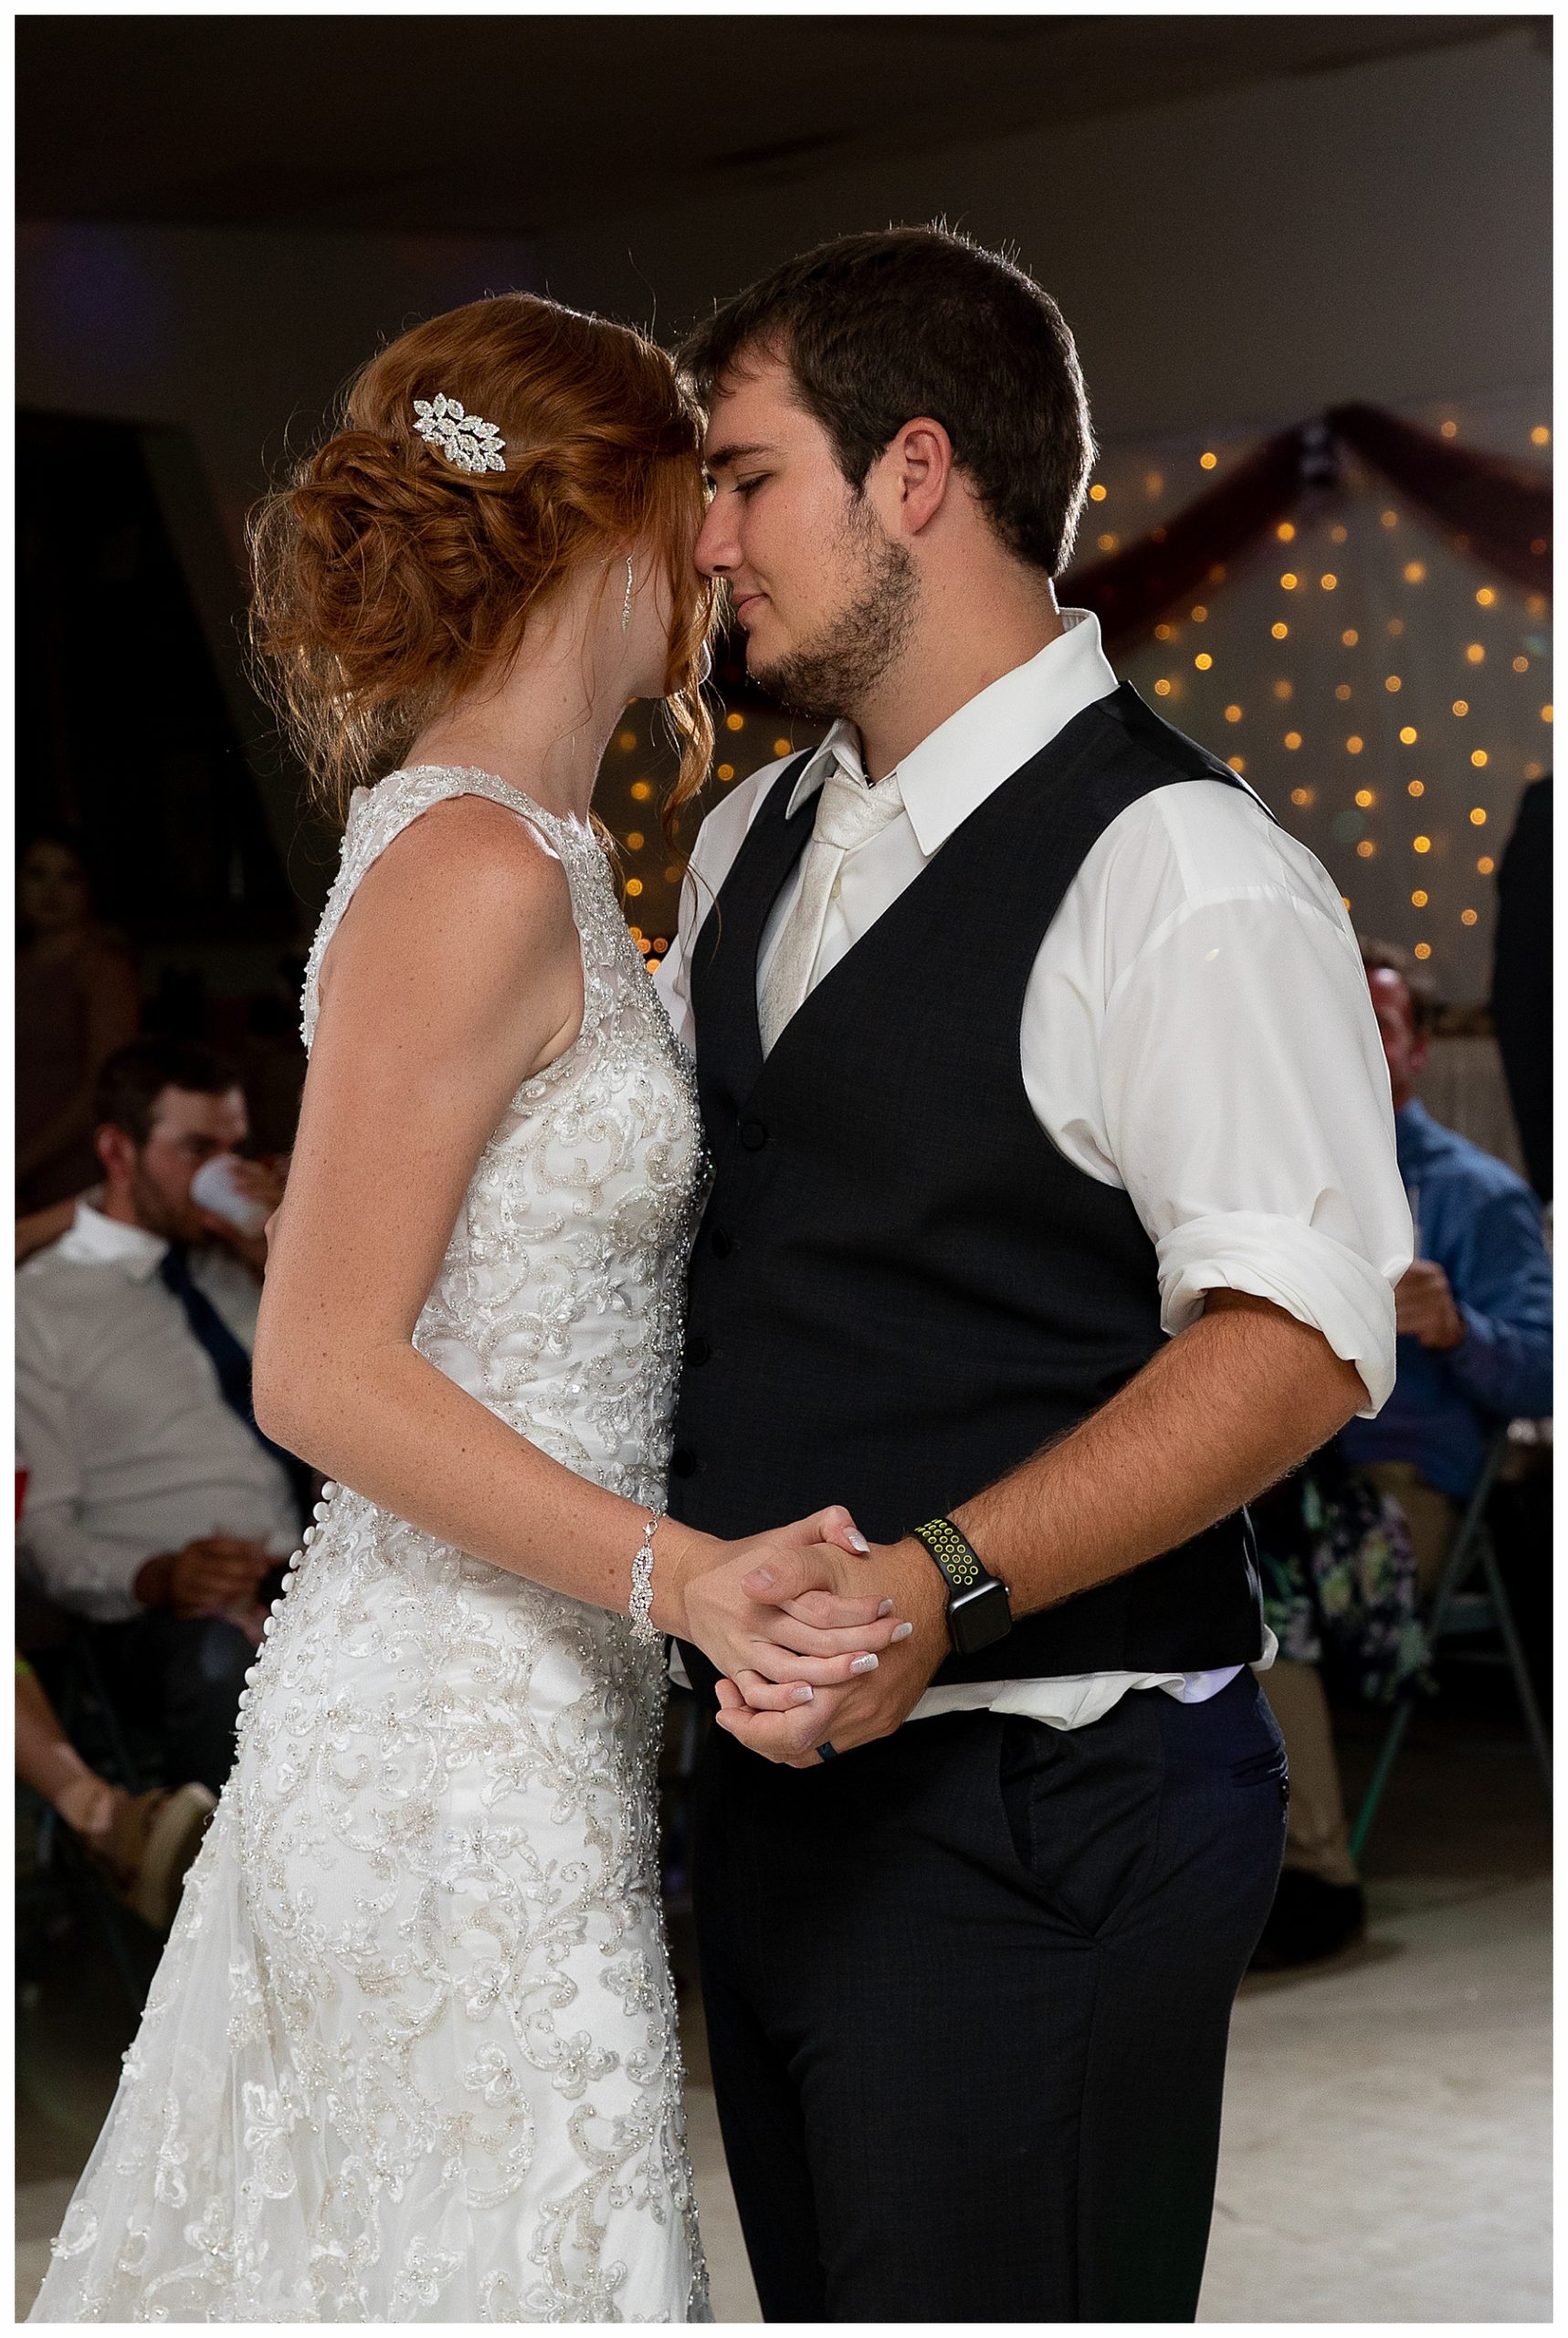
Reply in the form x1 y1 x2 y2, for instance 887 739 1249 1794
191 1153 270 1237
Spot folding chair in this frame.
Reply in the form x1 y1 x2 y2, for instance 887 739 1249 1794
1350 1427 1552 1863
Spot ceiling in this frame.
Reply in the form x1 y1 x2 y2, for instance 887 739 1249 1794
17 15 1542 240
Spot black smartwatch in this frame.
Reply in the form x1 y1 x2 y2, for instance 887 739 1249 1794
910 1517 1013 1659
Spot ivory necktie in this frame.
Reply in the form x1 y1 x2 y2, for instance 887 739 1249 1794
758 760 905 1055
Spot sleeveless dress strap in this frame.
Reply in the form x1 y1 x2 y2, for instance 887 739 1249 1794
300 765 582 1049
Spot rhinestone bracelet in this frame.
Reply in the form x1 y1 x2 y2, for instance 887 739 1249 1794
629 1508 665 1645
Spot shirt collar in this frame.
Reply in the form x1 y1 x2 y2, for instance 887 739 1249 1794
56 1199 171 1283
783 608 1119 854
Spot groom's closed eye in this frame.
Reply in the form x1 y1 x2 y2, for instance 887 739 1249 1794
701 439 777 486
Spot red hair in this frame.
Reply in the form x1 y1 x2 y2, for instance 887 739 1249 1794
248 292 715 828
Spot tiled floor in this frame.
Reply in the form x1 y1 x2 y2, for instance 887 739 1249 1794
16 1683 1551 2322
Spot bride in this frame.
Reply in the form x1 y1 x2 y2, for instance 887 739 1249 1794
29 292 907 2324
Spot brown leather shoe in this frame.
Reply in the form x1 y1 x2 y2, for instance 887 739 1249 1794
86 1783 217 1931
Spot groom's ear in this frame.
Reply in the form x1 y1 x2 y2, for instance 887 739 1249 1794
879 417 956 539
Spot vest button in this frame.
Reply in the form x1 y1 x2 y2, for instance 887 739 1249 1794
670 1447 697 1479
710 1228 734 1259
740 1118 767 1151
688 1338 711 1367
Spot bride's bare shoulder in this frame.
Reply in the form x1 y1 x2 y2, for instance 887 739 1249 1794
375 785 568 883
319 791 578 1032
356 791 572 935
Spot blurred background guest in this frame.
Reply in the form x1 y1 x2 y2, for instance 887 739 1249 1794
16 832 140 1213
16 1037 305 1797
1344 939 1553 1542
1254 937 1552 1967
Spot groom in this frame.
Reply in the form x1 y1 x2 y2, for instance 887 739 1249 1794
658 226 1409 2322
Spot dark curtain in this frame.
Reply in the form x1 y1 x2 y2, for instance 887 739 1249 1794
16 410 294 945
1490 774 1553 1202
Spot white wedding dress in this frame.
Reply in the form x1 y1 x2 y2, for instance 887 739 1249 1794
31 766 712 2323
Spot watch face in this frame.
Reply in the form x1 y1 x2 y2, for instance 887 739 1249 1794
950 1576 1013 1657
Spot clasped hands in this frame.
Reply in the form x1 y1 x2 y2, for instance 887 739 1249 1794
656 1507 950 1767
132 1535 274 1639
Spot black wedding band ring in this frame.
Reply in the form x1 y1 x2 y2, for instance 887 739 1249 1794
817 1741 838 1763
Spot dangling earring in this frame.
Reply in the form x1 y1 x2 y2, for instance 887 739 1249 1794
622 557 635 632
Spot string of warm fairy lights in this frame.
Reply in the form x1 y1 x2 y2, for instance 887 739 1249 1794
608 411 1550 995
1112 408 1551 995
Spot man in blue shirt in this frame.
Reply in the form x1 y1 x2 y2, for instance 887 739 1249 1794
1256 938 1552 1967
1340 940 1553 1553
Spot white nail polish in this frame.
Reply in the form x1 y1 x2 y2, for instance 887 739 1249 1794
890 1621 913 1641
847 1530 870 1554
792 1685 815 1704
877 1598 894 1617
850 1653 879 1674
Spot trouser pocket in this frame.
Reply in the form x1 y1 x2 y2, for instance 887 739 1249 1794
995 1704 1163 1940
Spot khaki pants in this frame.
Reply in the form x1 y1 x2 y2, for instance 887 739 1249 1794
1362 1461 1463 1597
1257 1463 1460 1884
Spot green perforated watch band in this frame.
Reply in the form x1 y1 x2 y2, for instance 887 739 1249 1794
910 1516 1014 1658
910 1515 985 1593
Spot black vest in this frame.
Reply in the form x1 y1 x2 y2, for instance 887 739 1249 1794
670 683 1266 1686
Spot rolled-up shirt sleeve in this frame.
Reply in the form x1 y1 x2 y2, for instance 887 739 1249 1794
1098 883 1413 1415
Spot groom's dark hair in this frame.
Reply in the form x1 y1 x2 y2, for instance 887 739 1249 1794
678 225 1096 577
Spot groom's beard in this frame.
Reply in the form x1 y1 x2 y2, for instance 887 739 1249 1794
750 508 919 727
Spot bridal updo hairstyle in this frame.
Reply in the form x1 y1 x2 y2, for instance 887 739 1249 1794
249 292 716 826
679 224 1095 578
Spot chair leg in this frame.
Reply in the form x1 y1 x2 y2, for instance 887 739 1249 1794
1349 1467 1496 1864
1349 1694 1416 1865
1346 1437 1538 1865
1480 1545 1552 1796
1352 1539 1480 1866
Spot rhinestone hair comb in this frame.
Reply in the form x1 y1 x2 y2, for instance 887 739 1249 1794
412 395 507 474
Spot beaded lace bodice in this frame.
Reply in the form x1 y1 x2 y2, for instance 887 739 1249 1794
301 764 706 1504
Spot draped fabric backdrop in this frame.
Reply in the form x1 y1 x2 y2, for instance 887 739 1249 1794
1069 395 1552 1006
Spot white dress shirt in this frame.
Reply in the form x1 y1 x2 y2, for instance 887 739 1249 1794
658 611 1411 1731
16 1202 301 1623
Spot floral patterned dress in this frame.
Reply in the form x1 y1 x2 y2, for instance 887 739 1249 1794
1253 1449 1427 1705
